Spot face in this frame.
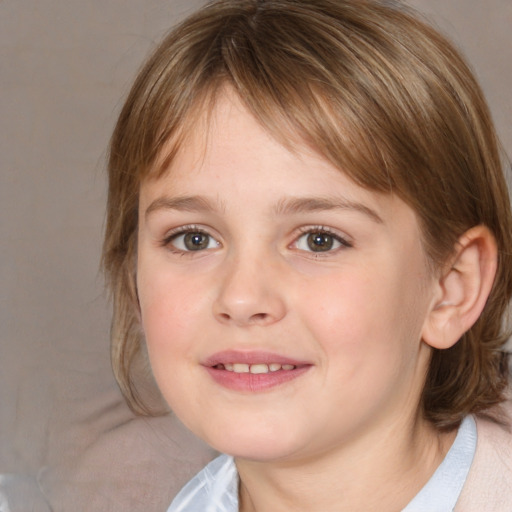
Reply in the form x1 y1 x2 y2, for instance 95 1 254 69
137 92 438 464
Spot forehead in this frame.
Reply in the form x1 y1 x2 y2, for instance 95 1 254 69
144 91 355 198
148 87 299 179
144 80 402 203
139 91 420 236
146 89 364 193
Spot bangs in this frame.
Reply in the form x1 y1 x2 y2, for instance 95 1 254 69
137 0 431 196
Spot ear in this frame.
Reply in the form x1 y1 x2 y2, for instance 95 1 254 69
422 225 497 350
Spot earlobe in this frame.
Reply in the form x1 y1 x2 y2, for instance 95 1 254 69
422 225 498 350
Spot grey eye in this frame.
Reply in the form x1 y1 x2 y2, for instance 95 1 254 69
171 232 219 251
184 232 210 250
296 231 345 252
307 233 335 252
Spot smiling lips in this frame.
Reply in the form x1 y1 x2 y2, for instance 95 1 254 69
204 351 311 392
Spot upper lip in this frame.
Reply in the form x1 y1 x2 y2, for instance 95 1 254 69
203 350 311 367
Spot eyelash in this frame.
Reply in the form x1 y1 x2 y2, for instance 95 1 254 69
161 225 218 254
160 225 353 255
294 226 353 253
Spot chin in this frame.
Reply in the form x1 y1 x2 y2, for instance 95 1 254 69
172 398 320 462
202 424 307 463
224 443 296 463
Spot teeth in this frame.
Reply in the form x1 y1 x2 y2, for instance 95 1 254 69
232 363 250 373
250 364 269 374
221 363 296 373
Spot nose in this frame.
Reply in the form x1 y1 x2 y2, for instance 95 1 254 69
212 253 287 327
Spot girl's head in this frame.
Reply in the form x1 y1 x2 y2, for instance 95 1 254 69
104 0 512 432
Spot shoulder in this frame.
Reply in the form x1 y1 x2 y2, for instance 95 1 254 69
455 399 512 511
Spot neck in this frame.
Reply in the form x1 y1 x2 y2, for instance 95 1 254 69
237 414 456 512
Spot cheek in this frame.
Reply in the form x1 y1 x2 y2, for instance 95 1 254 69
137 270 208 410
297 266 427 367
137 265 207 359
298 271 379 342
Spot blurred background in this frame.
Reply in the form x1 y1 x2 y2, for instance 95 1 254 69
1 1 510 510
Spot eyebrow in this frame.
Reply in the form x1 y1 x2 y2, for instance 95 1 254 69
145 194 383 224
273 196 383 223
145 195 224 218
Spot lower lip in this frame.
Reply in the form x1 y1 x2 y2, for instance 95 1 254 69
204 365 311 392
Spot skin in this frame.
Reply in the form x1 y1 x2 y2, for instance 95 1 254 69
136 91 457 511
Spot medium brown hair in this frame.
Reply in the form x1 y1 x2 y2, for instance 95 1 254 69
103 0 512 429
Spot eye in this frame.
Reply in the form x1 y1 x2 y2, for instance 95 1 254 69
295 229 350 253
166 229 220 252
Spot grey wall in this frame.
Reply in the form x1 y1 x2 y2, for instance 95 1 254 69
1 0 510 510
1 3 215 511
407 0 512 156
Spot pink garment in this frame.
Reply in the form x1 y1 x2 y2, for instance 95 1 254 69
456 400 512 511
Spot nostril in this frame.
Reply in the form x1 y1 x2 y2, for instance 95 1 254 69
217 311 268 323
251 312 268 322
215 308 276 326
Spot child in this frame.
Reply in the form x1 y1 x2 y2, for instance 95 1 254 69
103 0 512 510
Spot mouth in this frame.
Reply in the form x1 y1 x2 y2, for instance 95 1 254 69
213 362 297 374
204 351 312 392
